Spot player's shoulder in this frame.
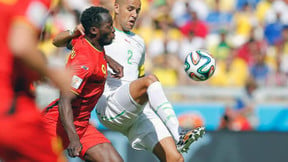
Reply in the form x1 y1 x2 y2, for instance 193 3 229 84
129 31 145 46
69 39 90 60
71 36 90 52
67 48 93 72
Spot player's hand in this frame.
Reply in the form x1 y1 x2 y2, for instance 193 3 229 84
71 24 85 37
67 140 82 157
106 55 124 79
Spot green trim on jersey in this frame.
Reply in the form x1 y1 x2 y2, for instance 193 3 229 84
114 27 131 34
85 38 102 52
155 101 170 112
95 109 126 121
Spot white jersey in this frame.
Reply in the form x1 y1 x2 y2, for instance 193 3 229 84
104 28 145 93
97 29 171 151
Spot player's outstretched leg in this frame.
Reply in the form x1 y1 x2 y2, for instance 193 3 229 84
176 126 206 153
130 74 181 141
130 74 206 153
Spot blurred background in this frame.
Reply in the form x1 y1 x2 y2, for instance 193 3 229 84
36 0 288 161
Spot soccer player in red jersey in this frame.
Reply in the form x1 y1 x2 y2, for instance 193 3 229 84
42 6 123 162
0 0 71 161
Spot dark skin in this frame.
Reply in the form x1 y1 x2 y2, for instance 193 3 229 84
55 1 183 161
9 10 71 94
53 24 123 79
58 12 122 161
59 24 110 158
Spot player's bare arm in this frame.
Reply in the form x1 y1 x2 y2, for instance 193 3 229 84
53 26 124 78
105 55 124 78
9 20 71 93
58 91 82 157
53 24 85 48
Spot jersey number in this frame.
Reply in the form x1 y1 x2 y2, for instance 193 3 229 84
127 50 133 64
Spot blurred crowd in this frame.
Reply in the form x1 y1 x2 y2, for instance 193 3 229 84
38 0 288 131
41 0 288 88
134 0 288 88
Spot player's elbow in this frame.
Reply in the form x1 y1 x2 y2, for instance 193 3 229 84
9 24 37 59
52 38 62 47
9 38 31 59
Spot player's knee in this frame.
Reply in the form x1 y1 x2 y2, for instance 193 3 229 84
144 74 159 86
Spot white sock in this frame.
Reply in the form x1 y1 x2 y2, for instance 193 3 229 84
147 81 180 142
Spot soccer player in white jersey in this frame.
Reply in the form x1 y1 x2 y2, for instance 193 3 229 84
53 1 205 161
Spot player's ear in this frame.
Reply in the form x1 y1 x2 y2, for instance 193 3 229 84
90 27 98 35
114 2 120 14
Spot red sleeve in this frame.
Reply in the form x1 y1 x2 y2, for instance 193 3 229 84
67 49 91 95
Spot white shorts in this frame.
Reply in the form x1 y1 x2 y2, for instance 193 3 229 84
96 83 171 151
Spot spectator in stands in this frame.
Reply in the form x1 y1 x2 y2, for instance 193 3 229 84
147 13 182 86
236 0 260 10
170 0 191 27
266 54 288 86
264 12 283 45
236 38 260 67
274 25 288 76
213 29 231 61
209 49 249 87
205 0 233 33
219 107 254 131
206 0 236 13
249 52 270 87
219 78 258 131
148 13 180 60
255 0 273 26
188 0 209 21
232 2 258 43
180 8 208 38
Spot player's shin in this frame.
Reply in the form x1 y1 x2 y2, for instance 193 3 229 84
147 81 180 142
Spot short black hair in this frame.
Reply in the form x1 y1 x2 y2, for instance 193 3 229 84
80 6 110 35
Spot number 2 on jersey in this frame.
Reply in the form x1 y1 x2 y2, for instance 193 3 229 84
127 50 133 64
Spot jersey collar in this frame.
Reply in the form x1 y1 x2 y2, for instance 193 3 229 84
84 38 103 52
114 27 131 35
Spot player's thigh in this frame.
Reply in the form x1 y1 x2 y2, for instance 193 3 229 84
129 75 158 104
128 108 171 151
84 143 123 162
112 83 145 114
129 77 149 104
97 84 145 131
80 124 123 162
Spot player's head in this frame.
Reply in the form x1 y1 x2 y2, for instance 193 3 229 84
81 6 115 46
114 0 141 32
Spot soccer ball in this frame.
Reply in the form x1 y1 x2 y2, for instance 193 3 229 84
184 50 216 81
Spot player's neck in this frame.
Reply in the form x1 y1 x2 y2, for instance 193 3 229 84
85 36 103 51
114 19 130 34
113 26 131 34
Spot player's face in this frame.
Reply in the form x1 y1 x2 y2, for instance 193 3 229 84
99 13 115 46
117 0 141 31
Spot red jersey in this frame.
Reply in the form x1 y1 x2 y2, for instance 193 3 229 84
0 0 51 115
0 1 66 162
43 36 108 127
